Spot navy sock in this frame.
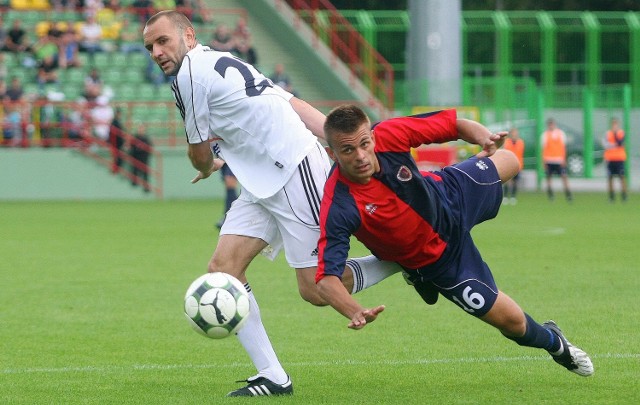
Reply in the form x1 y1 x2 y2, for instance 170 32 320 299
505 313 558 351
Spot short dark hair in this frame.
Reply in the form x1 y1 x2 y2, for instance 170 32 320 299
145 10 194 35
324 104 370 147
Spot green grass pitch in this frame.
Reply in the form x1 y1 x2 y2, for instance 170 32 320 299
1 193 638 404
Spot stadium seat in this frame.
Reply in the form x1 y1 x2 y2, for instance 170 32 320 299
92 53 111 68
62 85 83 101
111 53 128 67
122 69 144 83
127 52 150 68
115 85 138 101
137 85 157 101
62 68 86 85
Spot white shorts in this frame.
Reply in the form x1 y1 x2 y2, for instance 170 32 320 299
220 142 331 269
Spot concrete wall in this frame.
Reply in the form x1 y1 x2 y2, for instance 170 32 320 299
0 147 225 200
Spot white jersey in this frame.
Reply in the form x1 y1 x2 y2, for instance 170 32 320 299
171 44 318 198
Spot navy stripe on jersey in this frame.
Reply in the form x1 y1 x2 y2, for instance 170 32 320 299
171 79 185 121
172 54 207 143
298 156 321 225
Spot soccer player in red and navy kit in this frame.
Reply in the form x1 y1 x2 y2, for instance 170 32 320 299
316 105 593 377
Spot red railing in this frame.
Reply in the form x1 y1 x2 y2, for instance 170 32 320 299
1 100 163 197
282 0 395 110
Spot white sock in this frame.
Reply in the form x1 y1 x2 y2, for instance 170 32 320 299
346 255 401 294
235 284 288 385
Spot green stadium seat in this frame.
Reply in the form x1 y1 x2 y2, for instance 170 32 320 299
128 52 149 68
137 85 157 101
8 68 33 82
103 68 124 85
122 69 144 83
111 53 128 67
92 53 111 68
20 10 43 25
61 68 86 85
115 85 138 101
62 85 83 101
77 53 90 66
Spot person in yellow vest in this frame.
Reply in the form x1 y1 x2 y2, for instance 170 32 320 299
603 117 627 202
541 118 572 201
502 127 525 205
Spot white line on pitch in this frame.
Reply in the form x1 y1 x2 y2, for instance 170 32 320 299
2 353 638 375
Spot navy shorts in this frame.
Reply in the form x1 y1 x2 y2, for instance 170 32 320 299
545 163 566 177
607 161 625 176
415 157 503 317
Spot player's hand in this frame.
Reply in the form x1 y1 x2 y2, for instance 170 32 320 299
476 131 508 158
348 305 385 330
191 158 225 184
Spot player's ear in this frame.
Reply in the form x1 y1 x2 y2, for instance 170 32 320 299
325 146 336 162
184 26 196 47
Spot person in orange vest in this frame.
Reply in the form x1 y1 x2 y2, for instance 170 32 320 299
502 127 525 205
541 118 572 201
603 117 627 202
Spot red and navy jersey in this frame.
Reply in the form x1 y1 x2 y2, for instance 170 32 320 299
316 109 459 282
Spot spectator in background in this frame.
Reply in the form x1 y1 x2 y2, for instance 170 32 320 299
38 92 64 147
603 117 628 203
132 0 155 25
231 37 257 66
83 0 105 18
175 0 193 20
233 17 251 42
5 77 24 102
47 21 65 48
32 32 60 65
89 95 114 142
109 107 126 173
270 63 298 97
191 0 212 24
502 127 525 205
58 29 82 69
79 14 104 63
2 104 23 146
83 67 103 101
541 118 572 202
130 123 153 192
37 54 60 91
4 20 32 55
63 99 89 143
210 24 234 51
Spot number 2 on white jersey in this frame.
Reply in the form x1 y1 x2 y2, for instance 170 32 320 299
214 56 273 97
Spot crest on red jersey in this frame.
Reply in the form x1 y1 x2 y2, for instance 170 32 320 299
396 165 412 182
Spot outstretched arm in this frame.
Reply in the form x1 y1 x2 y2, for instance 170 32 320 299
290 96 327 140
457 118 507 158
317 275 385 330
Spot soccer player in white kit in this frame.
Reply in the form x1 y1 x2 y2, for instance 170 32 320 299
143 11 399 397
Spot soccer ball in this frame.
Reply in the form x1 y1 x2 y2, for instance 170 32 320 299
184 272 250 339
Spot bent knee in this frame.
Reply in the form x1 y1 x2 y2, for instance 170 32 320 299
492 149 520 183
